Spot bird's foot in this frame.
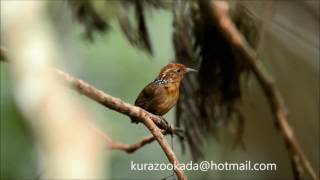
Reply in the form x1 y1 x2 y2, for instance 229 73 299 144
157 116 170 128
155 116 185 140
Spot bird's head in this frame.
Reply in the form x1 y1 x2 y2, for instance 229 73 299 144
156 63 197 83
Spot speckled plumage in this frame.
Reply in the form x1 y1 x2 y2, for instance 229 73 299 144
132 63 190 123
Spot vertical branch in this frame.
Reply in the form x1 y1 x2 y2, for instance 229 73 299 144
210 1 318 180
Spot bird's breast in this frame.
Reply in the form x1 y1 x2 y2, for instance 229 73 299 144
153 83 179 115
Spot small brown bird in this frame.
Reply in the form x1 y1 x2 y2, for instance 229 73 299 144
132 63 197 123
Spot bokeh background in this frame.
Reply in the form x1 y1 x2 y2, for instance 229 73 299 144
1 1 319 179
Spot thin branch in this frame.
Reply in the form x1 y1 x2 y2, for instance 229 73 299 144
209 1 318 180
93 123 169 153
109 134 160 153
107 131 178 153
0 47 186 180
88 120 174 153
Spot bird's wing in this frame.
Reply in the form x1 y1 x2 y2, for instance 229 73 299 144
131 83 159 123
135 82 158 108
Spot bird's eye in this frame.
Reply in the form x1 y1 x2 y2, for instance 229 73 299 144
176 69 181 73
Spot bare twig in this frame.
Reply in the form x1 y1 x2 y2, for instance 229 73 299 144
109 134 160 153
0 47 186 180
92 123 169 153
88 120 178 153
210 1 318 180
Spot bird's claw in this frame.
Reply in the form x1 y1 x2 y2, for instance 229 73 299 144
156 116 185 140
158 116 169 125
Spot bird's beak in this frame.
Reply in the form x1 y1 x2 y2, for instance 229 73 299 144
186 67 198 73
